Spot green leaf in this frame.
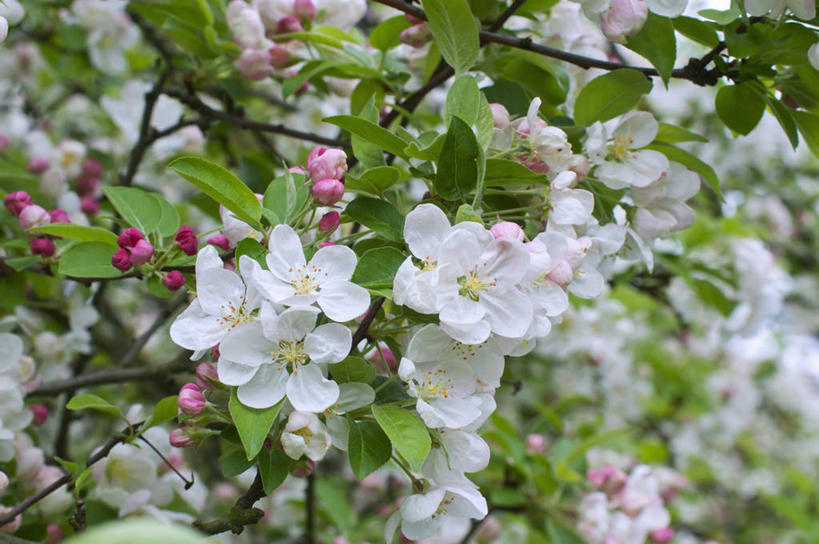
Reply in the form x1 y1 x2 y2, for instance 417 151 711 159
143 395 179 430
404 133 446 161
351 247 406 289
219 442 255 477
63 518 202 544
342 197 404 241
27 224 118 246
323 115 408 158
228 390 283 460
436 116 481 201
258 449 290 495
58 242 122 278
345 166 402 195
767 98 799 150
445 75 481 126
347 419 391 480
697 7 740 24
235 238 268 269
369 15 412 51
263 174 296 225
371 405 431 470
626 13 676 86
655 123 708 143
645 142 721 198
169 156 262 227
484 158 548 186
793 111 819 158
673 16 719 47
574 69 652 126
66 394 124 418
715 83 765 135
154 194 181 238
101 186 162 234
421 0 479 74
315 479 357 534
331 356 376 384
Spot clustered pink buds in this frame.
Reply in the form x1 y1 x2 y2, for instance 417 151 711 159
49 209 69 223
117 227 142 249
196 362 219 389
4 191 32 216
111 249 131 272
30 238 55 258
490 221 525 241
112 228 154 270
129 240 155 266
169 427 194 448
207 234 230 251
311 178 345 206
587 464 627 495
178 383 206 416
306 147 347 182
18 204 50 230
318 211 340 232
29 404 49 425
163 270 186 291
174 225 198 256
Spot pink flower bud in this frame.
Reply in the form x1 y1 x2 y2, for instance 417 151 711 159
178 383 206 415
211 344 221 361
489 103 511 129
318 211 340 232
399 23 431 47
129 239 154 266
163 270 186 291
318 240 337 248
234 48 274 81
0 132 10 152
306 147 347 181
18 205 50 229
587 464 627 495
117 227 144 249
111 249 132 272
4 191 32 216
196 362 219 389
525 433 545 454
49 208 70 223
289 166 306 175
45 524 62 544
30 238 56 257
75 176 100 198
80 197 99 215
369 346 397 373
174 225 198 256
600 0 648 44
207 234 230 251
169 427 194 448
649 528 675 543
547 259 573 287
311 178 345 206
406 13 424 24
29 404 49 425
294 0 316 22
490 221 525 241
269 45 291 69
277 15 303 34
27 156 50 174
82 158 103 178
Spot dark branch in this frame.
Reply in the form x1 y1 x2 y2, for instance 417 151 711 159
28 360 189 397
194 470 266 535
351 297 386 349
488 0 529 32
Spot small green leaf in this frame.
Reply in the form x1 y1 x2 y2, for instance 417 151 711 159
27 224 118 246
219 442 255 477
436 116 481 201
154 194 181 238
169 156 262 227
673 16 719 47
715 83 765 135
258 449 291 494
345 166 402 195
331 356 376 384
143 395 179 430
625 13 676 86
228 390 283 460
235 238 268 270
697 7 740 24
372 405 431 470
352 247 406 289
58 242 122 278
323 115 408 158
342 197 404 241
484 158 548 186
102 186 162 234
66 394 124 418
766 96 799 150
445 75 481 127
347 419 391 480
655 123 708 143
793 110 819 159
369 15 412 51
422 0 479 74
574 69 652 126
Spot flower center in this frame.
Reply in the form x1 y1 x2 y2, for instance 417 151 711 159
289 264 328 295
218 298 253 330
420 256 437 272
457 267 495 302
609 135 635 162
451 340 484 361
419 368 453 399
291 427 314 444
273 339 309 368
431 496 455 518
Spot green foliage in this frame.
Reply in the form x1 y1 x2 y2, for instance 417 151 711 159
343 197 404 241
102 186 163 234
626 13 676 86
324 115 409 157
421 0 480 74
347 419 392 480
371 405 431 470
66 394 125 419
228 390 283 460
436 116 482 201
27 224 118 246
352 247 406 289
58 242 121 278
332 356 377 384
715 82 766 135
573 69 652 126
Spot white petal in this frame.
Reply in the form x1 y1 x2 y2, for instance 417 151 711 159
401 517 439 540
309 244 357 281
219 322 272 368
266 224 306 280
237 364 289 408
481 289 533 339
196 269 246 316
440 319 492 345
274 306 320 342
614 111 659 149
446 483 488 519
406 324 454 364
286 364 340 412
195 244 224 274
217 358 259 386
305 323 351 363
400 488 446 523
404 204 452 260
253 268 296 304
439 296 485 327
418 397 481 429
626 150 669 188
481 238 530 285
318 280 370 322
169 300 225 351
0 333 24 374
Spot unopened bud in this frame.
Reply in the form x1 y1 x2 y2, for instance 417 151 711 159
269 45 290 69
163 270 186 291
49 209 70 223
82 158 103 178
207 234 230 251
587 464 627 495
19 205 50 229
649 528 675 543
489 103 510 129
75 176 100 198
169 427 195 448
80 197 99 215
490 221 524 241
524 433 545 454
29 404 49 426
294 0 316 22
27 156 50 174
196 362 219 389
0 131 10 153
277 15 302 33
174 225 198 256
318 211 340 232
4 191 32 216
399 23 431 48
178 383 206 416
111 249 132 272
234 48 274 81
311 178 345 206
30 238 56 257
129 239 154 266
306 147 347 181
117 227 144 249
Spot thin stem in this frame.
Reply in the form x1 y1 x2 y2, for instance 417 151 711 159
350 297 386 350
139 435 194 489
305 472 316 544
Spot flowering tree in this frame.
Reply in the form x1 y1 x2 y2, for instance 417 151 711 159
0 0 818 542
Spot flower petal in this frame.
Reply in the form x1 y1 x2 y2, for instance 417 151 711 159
305 323 351 363
404 203 452 260
317 279 370 322
266 224 306 281
309 244 357 281
237 364 288 408
217 358 259 386
169 299 226 351
286 364 340 412
219 322 272 368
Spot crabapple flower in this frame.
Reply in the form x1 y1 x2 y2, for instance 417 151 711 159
169 246 261 352
219 198 264 247
4 191 31 216
630 162 700 240
306 147 347 181
600 0 647 44
489 221 524 240
281 411 331 461
234 48 275 80
745 0 815 19
311 178 345 205
18 205 50 229
226 0 269 50
586 111 669 189
547 171 595 226
254 224 369 322
391 479 488 541
49 208 70 223
218 305 350 411
515 98 573 173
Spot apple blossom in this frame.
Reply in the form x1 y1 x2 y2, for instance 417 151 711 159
311 178 345 205
178 383 205 415
30 238 55 258
600 0 647 44
306 147 347 181
3 191 31 216
18 205 50 230
281 411 331 461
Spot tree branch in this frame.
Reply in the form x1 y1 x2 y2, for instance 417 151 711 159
194 470 266 535
351 297 386 350
488 0 529 32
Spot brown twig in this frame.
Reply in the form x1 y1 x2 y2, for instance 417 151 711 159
351 297 386 350
194 470 266 534
28 359 190 397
